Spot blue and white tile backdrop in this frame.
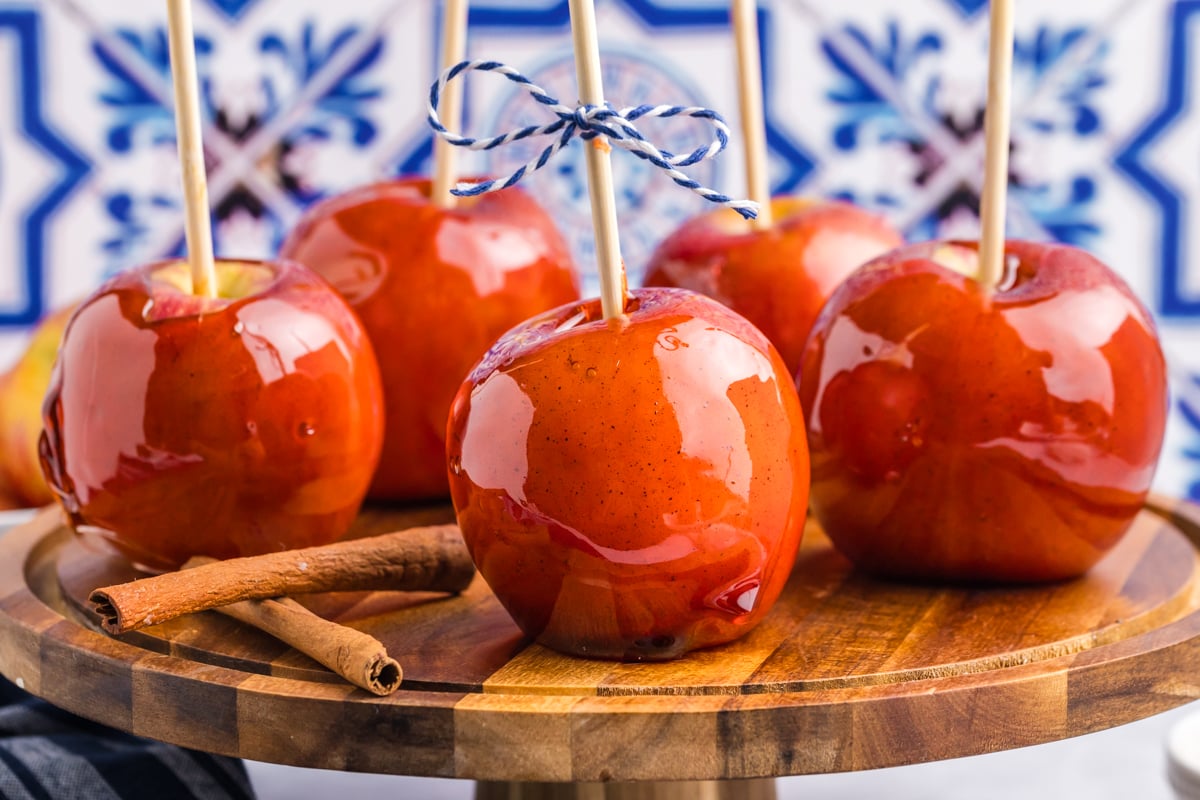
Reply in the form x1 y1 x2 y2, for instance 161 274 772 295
1 0 1198 499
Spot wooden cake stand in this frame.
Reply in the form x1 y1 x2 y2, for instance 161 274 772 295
2 498 1200 800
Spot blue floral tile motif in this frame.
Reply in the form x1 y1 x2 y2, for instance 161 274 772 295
1115 0 1200 318
821 18 1107 246
1016 29 1106 137
206 0 261 22
480 48 725 281
467 0 729 28
93 26 212 269
1181 376 1200 502
91 19 385 268
1010 177 1100 245
943 0 988 18
262 23 385 205
1008 28 1107 246
397 0 814 291
0 9 90 326
100 191 176 266
95 29 214 153
821 22 942 213
409 0 816 188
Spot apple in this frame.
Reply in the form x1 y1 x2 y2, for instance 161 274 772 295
39 258 384 571
447 287 810 660
0 466 27 511
280 177 580 502
0 303 76 506
797 240 1168 583
643 198 903 374
0 493 25 512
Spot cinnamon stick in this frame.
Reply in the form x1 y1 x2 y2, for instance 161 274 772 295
90 524 474 634
208 592 402 696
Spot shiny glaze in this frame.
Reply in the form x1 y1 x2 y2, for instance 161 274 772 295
644 198 903 374
40 259 384 571
281 177 580 501
448 287 810 660
798 241 1168 582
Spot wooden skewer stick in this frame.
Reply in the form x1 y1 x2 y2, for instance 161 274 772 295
185 557 403 696
732 0 772 230
431 0 470 207
165 0 217 298
978 0 1015 290
568 0 627 321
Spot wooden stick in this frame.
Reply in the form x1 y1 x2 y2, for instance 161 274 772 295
431 0 469 207
165 0 217 298
188 558 402 696
568 0 626 321
90 524 475 634
978 0 1014 290
732 0 772 229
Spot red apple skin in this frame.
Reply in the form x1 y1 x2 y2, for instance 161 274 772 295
39 259 384 571
280 177 580 502
0 302 76 506
643 198 903 374
797 240 1168 583
447 287 810 660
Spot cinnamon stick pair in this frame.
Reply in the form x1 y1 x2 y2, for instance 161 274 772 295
90 525 475 695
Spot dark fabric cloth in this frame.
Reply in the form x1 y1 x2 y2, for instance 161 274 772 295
0 677 255 800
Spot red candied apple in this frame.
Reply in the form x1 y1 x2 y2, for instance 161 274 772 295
0 302 76 506
447 287 810 660
798 240 1168 583
0 470 26 510
280 177 580 502
39 258 384 571
643 198 903 374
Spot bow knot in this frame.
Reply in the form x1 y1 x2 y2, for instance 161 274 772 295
573 104 604 136
427 60 759 220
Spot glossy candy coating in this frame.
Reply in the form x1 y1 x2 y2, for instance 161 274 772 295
40 259 384 571
798 241 1168 583
643 198 903 374
281 177 580 501
448 287 810 660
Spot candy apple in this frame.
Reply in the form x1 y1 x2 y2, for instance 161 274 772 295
447 287 810 660
0 303 76 506
643 198 903 374
39 258 384 571
280 177 580 502
798 240 1167 583
0 472 26 510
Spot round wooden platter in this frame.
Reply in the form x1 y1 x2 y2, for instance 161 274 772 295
2 500 1200 787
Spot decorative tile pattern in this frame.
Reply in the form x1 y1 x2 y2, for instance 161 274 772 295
1115 0 1200 318
0 0 1197 496
0 8 89 326
207 0 260 22
427 0 817 281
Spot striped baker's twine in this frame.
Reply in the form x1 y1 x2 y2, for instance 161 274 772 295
427 59 759 220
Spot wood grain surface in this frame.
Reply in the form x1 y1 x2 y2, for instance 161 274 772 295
2 499 1200 783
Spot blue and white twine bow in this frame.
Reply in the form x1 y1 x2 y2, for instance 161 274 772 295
427 60 759 220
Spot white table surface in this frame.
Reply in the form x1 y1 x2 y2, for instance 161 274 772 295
246 701 1198 799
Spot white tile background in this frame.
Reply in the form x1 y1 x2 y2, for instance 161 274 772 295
2 0 1197 497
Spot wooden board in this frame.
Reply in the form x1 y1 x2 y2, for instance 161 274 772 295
2 499 1200 783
